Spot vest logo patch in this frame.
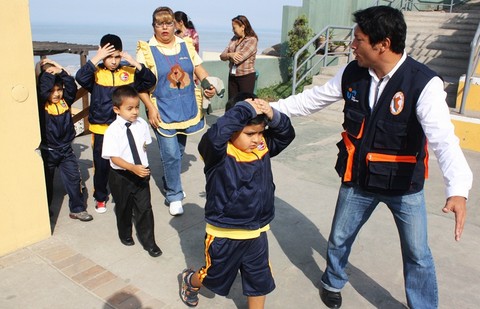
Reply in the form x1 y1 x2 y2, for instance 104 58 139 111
390 92 404 115
120 72 130 82
346 87 359 103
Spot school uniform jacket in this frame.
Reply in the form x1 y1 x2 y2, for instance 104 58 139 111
198 102 295 230
75 61 156 133
336 57 436 195
38 70 77 149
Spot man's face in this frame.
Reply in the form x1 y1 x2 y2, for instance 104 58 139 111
351 26 382 69
103 50 122 71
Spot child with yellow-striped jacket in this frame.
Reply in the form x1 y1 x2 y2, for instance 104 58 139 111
179 92 295 309
75 34 156 214
37 59 93 223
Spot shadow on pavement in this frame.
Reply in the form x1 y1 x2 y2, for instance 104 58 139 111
271 197 406 308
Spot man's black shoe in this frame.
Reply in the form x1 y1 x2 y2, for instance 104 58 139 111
120 237 135 246
147 244 163 257
320 287 342 308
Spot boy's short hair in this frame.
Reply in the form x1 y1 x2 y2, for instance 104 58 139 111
100 34 123 51
112 85 138 108
226 92 267 126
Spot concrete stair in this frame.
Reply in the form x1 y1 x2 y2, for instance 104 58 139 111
404 9 480 107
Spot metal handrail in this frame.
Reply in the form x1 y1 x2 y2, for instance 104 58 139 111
375 0 467 12
291 25 353 95
460 23 480 114
291 0 473 97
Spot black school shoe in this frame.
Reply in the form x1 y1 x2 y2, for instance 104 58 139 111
120 237 135 246
146 244 162 257
320 287 342 308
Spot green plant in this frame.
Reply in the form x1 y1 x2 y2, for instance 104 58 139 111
286 15 314 77
257 77 312 101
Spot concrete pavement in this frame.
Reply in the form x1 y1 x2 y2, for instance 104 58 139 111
1 105 479 309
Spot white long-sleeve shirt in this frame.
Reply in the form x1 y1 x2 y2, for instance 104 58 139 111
271 53 473 199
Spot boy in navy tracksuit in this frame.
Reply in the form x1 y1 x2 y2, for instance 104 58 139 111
75 34 156 213
179 93 295 308
37 59 93 222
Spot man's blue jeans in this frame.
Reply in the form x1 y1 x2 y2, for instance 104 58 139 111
153 130 186 203
321 184 438 309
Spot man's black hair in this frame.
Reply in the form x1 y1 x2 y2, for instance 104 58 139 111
353 6 406 54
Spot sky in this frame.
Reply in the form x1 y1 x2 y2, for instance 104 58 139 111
28 0 303 31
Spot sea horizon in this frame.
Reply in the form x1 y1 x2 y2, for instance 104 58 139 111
31 22 282 74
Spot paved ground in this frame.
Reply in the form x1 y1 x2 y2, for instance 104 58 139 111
1 106 479 309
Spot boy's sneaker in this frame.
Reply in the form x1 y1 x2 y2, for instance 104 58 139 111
95 201 107 214
180 268 199 307
169 201 184 216
69 211 93 222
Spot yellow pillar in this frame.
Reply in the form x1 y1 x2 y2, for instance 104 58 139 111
456 75 480 112
0 0 51 256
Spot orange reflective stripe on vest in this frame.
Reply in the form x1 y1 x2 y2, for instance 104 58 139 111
342 131 356 182
365 153 417 164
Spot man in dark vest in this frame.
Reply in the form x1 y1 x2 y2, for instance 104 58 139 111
269 5 472 309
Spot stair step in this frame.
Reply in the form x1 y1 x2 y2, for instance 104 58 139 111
406 40 471 52
406 47 470 59
404 11 480 22
406 33 473 44
413 56 468 69
406 26 476 36
407 20 479 31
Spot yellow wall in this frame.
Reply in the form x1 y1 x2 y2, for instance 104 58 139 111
0 1 51 256
456 75 480 112
452 115 480 152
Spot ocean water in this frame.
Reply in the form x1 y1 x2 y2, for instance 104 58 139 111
31 23 281 74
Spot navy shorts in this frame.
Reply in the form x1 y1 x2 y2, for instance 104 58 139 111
199 231 276 296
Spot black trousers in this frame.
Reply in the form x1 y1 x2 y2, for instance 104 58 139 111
41 145 85 214
92 133 110 202
228 72 257 99
109 169 156 249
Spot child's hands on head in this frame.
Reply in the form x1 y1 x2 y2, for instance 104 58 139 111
98 43 117 58
121 51 142 71
91 43 117 65
40 58 64 75
244 98 262 115
246 98 274 120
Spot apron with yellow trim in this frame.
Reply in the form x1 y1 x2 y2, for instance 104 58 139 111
144 41 205 137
